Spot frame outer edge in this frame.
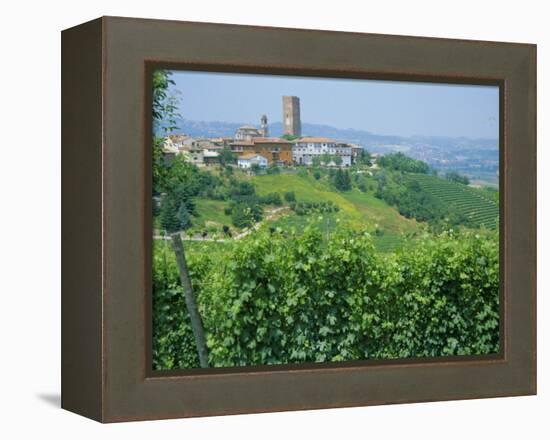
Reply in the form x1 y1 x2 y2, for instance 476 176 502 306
530 43 537 396
61 17 104 422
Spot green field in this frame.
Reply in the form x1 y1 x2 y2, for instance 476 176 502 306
406 174 499 229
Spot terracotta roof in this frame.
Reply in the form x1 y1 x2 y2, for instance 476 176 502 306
296 137 337 143
253 137 292 143
230 141 254 146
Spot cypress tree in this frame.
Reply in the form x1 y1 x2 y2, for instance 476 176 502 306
343 170 352 190
159 195 180 233
177 204 192 230
334 169 344 191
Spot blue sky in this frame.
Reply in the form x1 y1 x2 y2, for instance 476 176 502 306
169 70 499 139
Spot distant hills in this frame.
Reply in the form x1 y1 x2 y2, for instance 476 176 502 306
160 118 499 184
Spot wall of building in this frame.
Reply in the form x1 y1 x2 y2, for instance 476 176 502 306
292 141 352 166
283 96 301 136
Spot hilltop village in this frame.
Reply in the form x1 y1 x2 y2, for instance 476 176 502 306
162 96 366 169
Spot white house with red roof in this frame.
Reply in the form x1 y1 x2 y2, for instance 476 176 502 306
237 153 269 169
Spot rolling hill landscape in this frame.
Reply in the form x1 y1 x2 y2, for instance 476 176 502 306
151 69 500 371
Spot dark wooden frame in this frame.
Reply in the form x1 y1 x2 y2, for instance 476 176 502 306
62 16 536 423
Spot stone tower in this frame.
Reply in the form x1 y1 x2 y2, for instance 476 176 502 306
260 114 269 137
282 96 301 137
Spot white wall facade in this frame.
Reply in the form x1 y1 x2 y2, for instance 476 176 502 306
237 155 268 169
292 140 352 166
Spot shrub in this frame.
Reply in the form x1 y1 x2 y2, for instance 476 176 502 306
231 181 255 197
261 192 283 206
250 163 262 175
284 191 296 202
231 204 254 229
446 171 470 185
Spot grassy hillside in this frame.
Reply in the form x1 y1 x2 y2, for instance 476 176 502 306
194 199 231 228
163 169 498 253
406 174 499 229
157 168 499 253
252 173 420 252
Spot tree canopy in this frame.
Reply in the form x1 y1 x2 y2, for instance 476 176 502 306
378 152 430 174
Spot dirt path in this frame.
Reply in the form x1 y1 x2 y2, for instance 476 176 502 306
154 206 290 242
232 206 288 239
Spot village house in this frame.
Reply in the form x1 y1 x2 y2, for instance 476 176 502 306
184 148 220 166
184 147 204 165
166 136 214 152
208 137 233 149
203 150 220 165
161 150 177 166
292 137 352 167
163 134 215 152
164 134 190 149
230 137 293 166
237 153 268 169
162 133 224 166
161 138 180 166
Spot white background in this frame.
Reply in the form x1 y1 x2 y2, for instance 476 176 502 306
0 0 546 437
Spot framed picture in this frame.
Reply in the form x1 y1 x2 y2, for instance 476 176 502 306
62 16 536 422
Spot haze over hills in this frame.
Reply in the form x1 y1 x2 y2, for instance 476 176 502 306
162 118 499 185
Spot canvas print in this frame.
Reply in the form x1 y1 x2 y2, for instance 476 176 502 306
151 69 500 370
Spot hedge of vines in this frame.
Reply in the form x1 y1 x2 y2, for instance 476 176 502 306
152 226 499 370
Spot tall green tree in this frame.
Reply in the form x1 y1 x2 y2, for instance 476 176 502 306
219 147 236 165
321 153 332 166
334 169 352 191
159 195 181 233
152 69 210 369
177 204 192 230
358 149 372 166
152 69 180 194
